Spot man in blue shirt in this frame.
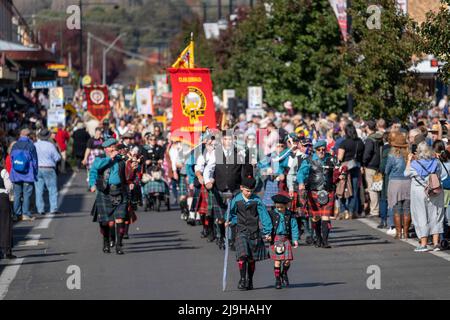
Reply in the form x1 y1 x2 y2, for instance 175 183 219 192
89 138 128 255
34 129 61 215
10 128 38 221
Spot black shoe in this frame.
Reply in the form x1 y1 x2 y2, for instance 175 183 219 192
238 279 247 290
314 239 323 248
110 240 116 248
103 240 111 253
377 221 387 229
5 254 17 259
305 236 313 245
275 278 282 289
200 230 208 238
322 242 332 249
217 239 225 250
246 279 253 290
116 246 124 255
282 274 289 287
123 235 129 240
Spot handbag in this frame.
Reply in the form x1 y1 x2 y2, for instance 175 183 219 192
371 172 384 192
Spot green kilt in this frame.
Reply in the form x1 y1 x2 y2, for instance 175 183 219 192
142 180 169 195
178 174 188 197
92 191 128 223
234 233 269 261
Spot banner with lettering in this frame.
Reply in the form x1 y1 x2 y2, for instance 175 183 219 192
84 85 110 122
167 68 217 145
329 0 348 41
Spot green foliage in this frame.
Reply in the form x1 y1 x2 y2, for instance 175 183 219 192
420 0 450 82
210 0 347 113
343 0 428 121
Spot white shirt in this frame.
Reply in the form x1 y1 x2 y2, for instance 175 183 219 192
0 169 13 195
195 147 216 185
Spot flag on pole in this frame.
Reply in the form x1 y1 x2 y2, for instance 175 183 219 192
329 0 348 42
171 35 195 69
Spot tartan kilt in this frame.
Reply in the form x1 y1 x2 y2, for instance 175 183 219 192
235 233 269 261
290 191 299 212
208 189 227 220
92 191 128 223
270 235 294 261
262 178 279 207
142 180 169 195
178 175 188 197
197 185 209 216
307 191 335 217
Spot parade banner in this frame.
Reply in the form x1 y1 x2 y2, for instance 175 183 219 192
167 68 217 145
136 88 154 115
248 86 263 109
329 0 348 42
395 0 407 15
84 85 110 122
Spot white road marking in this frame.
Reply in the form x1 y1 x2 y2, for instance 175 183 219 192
358 218 450 262
16 234 42 247
0 259 24 300
36 173 77 230
0 173 77 300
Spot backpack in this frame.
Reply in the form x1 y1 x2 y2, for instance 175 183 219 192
414 161 442 198
12 149 30 174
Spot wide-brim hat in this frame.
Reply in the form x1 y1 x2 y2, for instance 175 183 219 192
314 140 327 150
38 129 51 140
122 132 135 139
390 134 408 148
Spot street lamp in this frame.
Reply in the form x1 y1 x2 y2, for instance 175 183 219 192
79 1 120 79
103 33 126 85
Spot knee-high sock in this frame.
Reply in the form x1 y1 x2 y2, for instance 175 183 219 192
282 263 290 276
312 221 322 240
109 224 116 242
248 260 255 280
238 259 247 280
321 221 331 243
117 223 125 245
274 266 281 279
100 223 109 239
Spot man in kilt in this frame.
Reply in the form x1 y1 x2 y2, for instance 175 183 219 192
169 138 191 221
225 176 272 291
269 194 299 289
90 138 129 255
298 140 337 248
194 135 223 242
212 131 253 250
292 138 314 245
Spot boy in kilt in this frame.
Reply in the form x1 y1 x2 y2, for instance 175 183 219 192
298 140 337 249
89 139 129 255
269 194 299 289
225 176 273 291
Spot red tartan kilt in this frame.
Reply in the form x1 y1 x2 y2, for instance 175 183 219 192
197 185 209 216
289 192 299 212
307 191 335 217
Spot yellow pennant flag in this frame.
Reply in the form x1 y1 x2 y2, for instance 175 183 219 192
172 39 194 69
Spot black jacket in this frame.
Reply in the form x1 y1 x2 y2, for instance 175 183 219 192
72 129 91 158
213 146 253 193
363 133 383 170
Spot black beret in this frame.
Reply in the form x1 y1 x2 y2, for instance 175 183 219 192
271 194 291 204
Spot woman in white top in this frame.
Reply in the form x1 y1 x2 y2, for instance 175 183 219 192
0 151 15 260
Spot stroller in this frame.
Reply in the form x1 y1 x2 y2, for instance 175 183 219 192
141 164 170 212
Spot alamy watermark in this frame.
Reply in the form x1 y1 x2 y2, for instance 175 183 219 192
66 265 81 290
366 265 381 290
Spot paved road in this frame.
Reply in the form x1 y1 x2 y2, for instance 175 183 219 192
2 171 450 300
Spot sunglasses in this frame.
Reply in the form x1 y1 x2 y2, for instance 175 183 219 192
316 148 326 152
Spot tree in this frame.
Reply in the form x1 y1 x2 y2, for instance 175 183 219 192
420 0 450 82
343 0 428 120
211 0 347 113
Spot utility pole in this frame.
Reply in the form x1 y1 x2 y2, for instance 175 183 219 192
218 0 222 20
86 32 91 75
250 0 254 8
346 0 353 115
229 0 233 16
203 2 208 22
79 0 83 79
103 33 126 85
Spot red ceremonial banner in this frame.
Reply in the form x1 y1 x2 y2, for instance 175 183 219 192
84 85 110 122
167 68 217 145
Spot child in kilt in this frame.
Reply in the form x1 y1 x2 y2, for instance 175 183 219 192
269 194 299 289
225 176 273 291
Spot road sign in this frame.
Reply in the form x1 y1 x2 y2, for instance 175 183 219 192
248 86 263 109
47 107 66 128
31 80 57 89
49 87 64 109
